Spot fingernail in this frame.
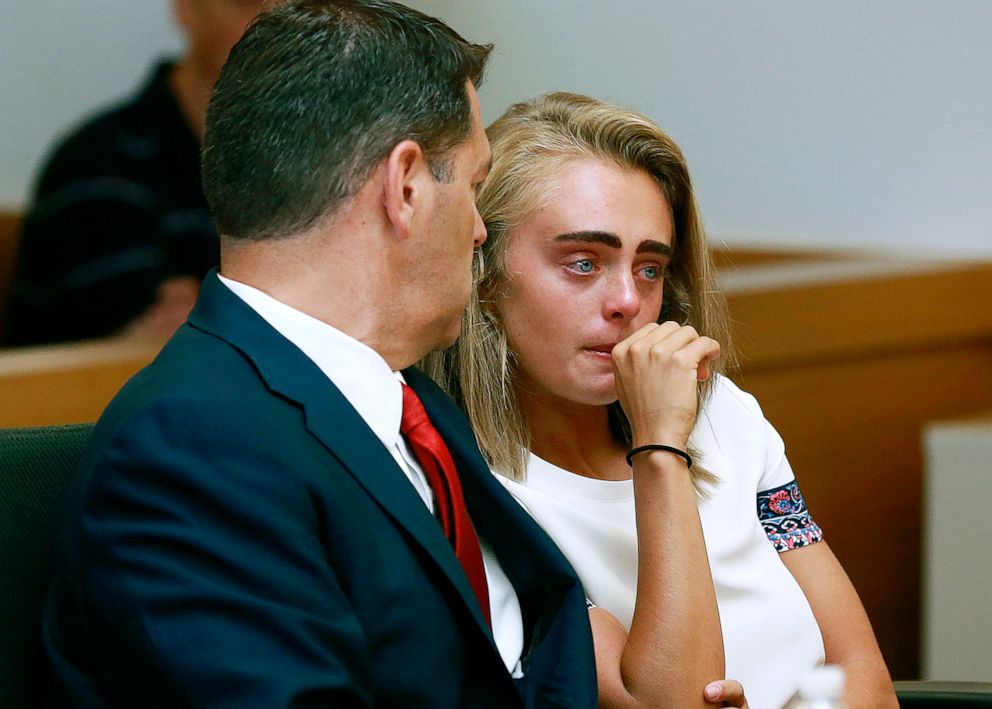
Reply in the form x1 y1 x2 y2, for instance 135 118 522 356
704 683 721 701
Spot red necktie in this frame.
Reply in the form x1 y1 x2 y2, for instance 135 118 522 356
400 384 491 627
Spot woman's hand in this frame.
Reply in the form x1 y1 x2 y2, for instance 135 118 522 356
611 321 721 449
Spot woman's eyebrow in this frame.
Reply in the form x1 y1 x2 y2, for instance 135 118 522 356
552 231 672 257
553 230 622 248
636 240 672 256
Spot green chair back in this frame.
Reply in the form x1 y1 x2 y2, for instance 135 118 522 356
896 681 992 707
0 423 93 709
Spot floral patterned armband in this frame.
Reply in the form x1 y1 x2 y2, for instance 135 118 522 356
756 480 823 552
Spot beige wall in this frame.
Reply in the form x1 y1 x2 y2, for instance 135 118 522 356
922 417 992 680
406 0 992 258
4 2 990 256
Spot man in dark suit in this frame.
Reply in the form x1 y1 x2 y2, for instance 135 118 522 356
41 1 597 706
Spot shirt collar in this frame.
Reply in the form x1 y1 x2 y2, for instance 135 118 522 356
218 274 403 447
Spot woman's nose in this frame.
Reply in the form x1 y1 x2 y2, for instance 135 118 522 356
605 271 641 320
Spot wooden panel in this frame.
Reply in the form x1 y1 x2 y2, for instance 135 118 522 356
0 210 21 328
725 259 992 368
711 243 848 270
725 257 992 679
0 338 160 428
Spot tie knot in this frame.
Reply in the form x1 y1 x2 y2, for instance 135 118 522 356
400 383 429 435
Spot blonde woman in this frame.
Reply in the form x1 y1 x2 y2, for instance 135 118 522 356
426 92 896 709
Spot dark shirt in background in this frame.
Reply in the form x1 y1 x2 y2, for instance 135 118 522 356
4 61 218 346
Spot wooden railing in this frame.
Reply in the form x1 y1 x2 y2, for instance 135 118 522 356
0 337 161 428
0 210 20 324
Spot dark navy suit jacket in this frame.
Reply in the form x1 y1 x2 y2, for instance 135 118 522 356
42 272 596 708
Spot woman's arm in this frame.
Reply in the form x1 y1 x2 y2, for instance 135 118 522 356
781 542 898 708
592 608 748 708
599 322 727 709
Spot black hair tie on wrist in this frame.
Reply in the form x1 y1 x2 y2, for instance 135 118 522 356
625 444 693 469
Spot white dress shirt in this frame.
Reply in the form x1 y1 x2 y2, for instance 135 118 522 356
219 275 524 675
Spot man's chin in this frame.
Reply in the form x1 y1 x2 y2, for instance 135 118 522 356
427 318 462 354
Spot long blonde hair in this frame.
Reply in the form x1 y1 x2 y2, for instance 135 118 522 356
423 92 734 488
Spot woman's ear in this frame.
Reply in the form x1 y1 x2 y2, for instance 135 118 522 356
383 140 431 240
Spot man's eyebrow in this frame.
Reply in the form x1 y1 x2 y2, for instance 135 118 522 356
553 231 673 257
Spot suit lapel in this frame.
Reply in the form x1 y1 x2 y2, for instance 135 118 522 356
298 396 494 639
405 369 582 630
188 273 496 642
408 371 599 704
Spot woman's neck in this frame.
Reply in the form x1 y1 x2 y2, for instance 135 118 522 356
518 388 631 482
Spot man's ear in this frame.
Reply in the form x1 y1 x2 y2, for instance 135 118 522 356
383 140 431 240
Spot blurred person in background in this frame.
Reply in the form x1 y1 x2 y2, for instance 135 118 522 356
4 1 268 346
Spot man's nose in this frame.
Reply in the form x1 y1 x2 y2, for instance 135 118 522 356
472 207 487 247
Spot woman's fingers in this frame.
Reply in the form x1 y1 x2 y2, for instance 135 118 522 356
611 321 721 446
680 336 722 381
704 679 749 708
614 321 720 377
612 321 670 360
614 320 687 358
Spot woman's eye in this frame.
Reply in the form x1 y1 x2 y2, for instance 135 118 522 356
571 259 595 273
641 266 661 280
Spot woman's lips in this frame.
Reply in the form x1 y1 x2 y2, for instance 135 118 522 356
586 343 616 356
